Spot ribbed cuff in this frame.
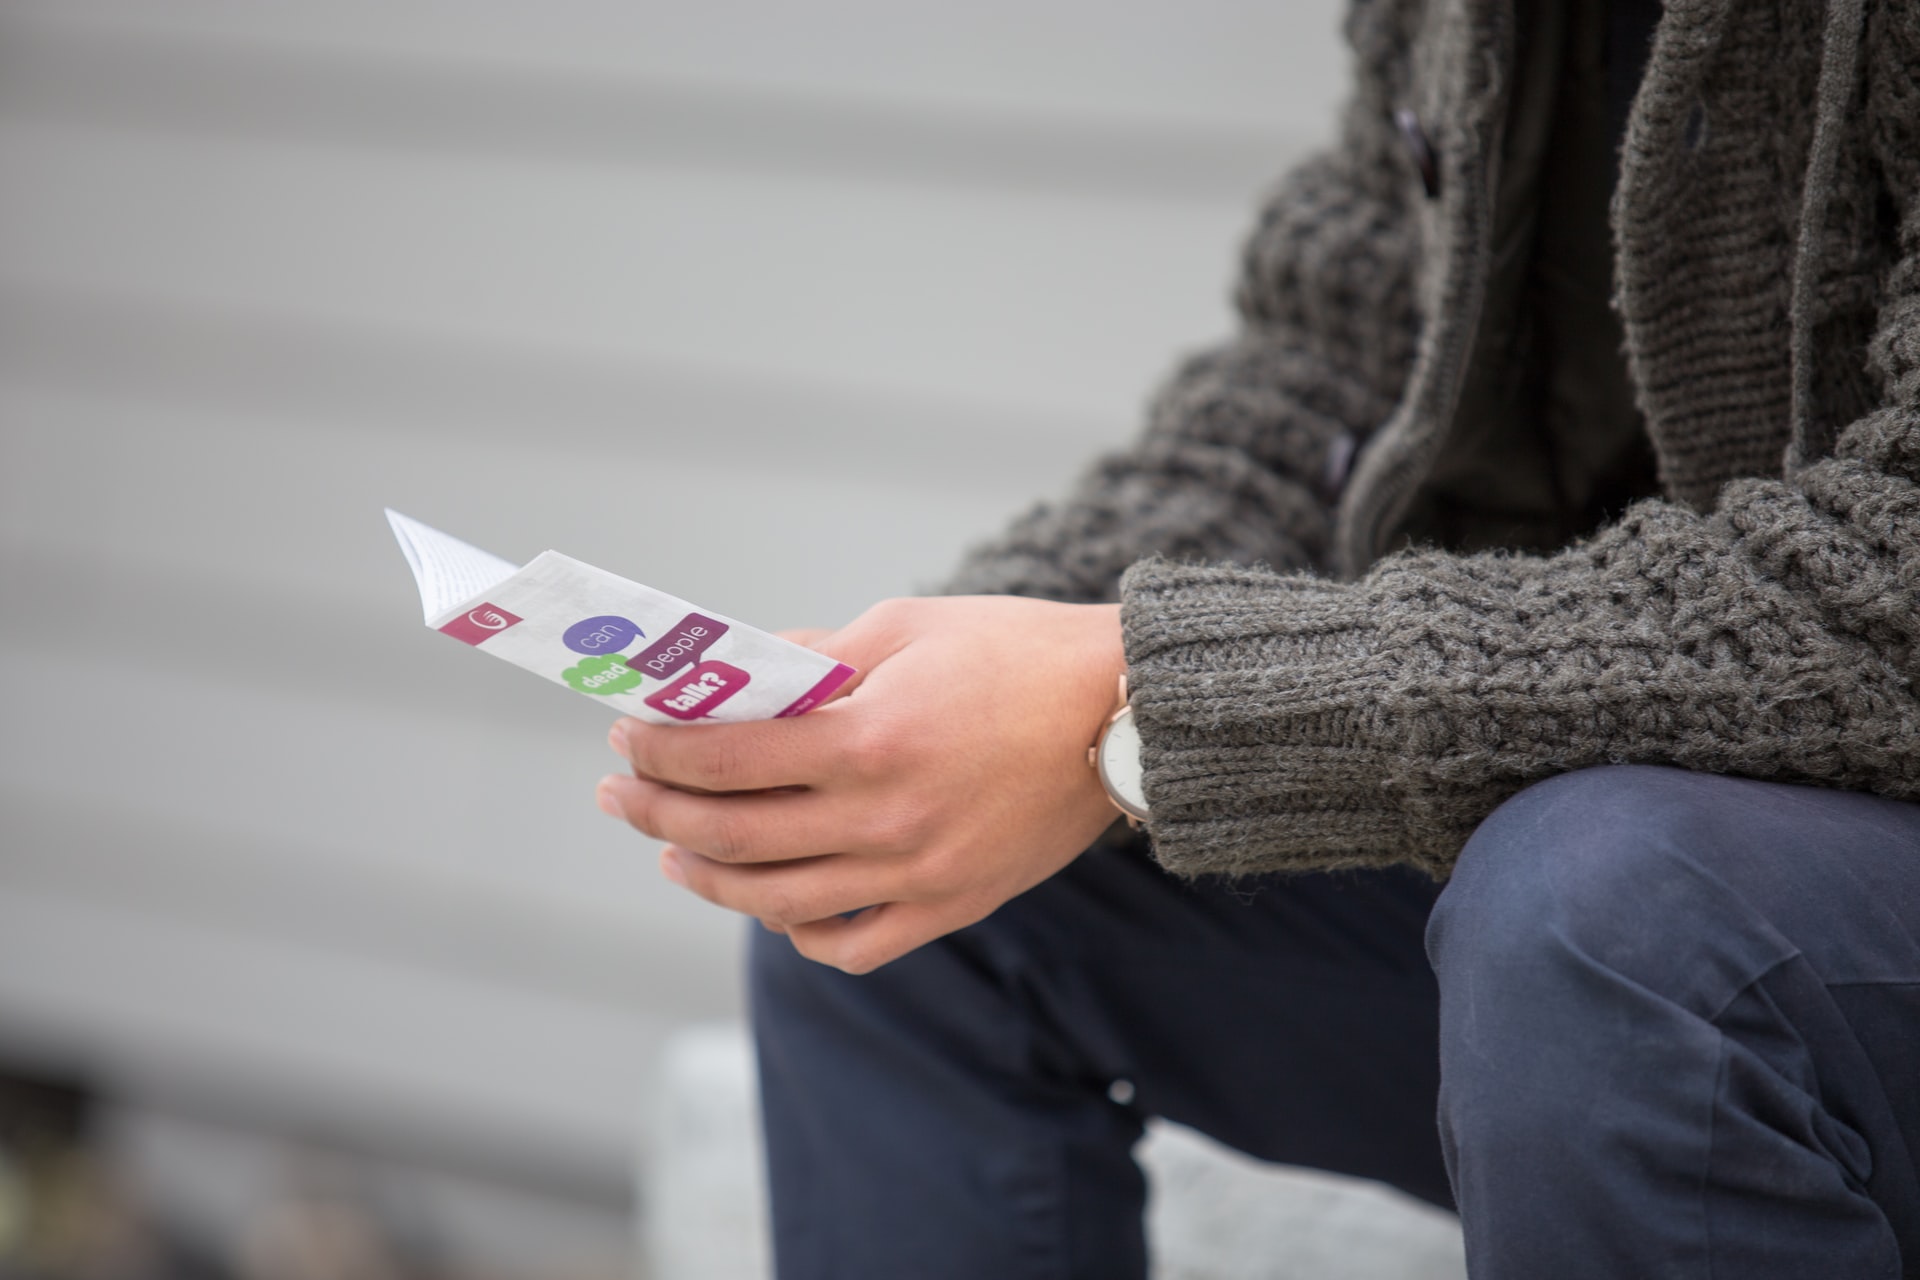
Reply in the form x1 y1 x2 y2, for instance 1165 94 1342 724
1119 557 1483 879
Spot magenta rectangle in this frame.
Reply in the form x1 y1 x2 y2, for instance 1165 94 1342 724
628 613 729 680
775 663 858 718
438 602 523 646
644 660 751 721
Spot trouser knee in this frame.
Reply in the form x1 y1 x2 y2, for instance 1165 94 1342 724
1425 767 1787 1139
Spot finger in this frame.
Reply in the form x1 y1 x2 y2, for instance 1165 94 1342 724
599 773 879 863
610 714 847 792
605 601 927 791
665 848 917 925
785 900 970 975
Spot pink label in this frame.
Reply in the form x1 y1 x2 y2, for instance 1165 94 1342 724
629 613 729 680
644 660 751 721
439 602 523 646
776 663 858 717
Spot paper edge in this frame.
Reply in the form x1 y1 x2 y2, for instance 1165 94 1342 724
385 508 521 624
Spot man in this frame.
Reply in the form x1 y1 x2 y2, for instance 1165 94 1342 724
596 0 1920 1274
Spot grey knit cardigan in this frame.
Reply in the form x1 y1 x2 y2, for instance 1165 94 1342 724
946 0 1920 880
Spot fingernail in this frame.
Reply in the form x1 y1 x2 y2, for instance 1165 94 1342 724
608 721 630 758
660 848 688 887
596 776 623 818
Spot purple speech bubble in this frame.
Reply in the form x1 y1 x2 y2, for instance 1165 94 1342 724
563 614 644 656
628 613 729 681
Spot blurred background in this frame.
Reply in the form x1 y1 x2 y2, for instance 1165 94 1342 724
0 0 1348 1275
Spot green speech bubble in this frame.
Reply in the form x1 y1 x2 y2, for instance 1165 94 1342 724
563 654 645 697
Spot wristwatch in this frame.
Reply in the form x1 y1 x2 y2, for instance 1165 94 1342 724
1088 675 1150 827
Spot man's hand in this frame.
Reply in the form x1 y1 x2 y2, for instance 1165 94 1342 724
595 596 1127 973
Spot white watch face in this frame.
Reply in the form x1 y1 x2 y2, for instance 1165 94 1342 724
1097 707 1149 819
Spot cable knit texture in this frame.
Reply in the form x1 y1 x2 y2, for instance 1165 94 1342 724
952 0 1920 880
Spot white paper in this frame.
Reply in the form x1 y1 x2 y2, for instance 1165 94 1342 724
385 509 519 623
387 511 855 724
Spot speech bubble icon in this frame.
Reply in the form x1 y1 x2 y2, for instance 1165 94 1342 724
563 654 646 697
563 614 644 656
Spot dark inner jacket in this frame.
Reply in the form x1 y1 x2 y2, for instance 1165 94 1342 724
1400 0 1664 553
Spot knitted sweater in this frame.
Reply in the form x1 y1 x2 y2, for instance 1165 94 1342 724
945 0 1920 880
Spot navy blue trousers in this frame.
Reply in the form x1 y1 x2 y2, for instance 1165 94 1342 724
750 767 1920 1277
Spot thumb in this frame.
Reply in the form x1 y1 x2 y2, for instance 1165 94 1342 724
806 599 931 698
776 627 835 650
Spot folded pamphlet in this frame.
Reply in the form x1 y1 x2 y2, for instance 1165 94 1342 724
386 510 855 724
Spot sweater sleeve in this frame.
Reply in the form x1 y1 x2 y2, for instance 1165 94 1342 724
942 10 1422 602
1122 164 1920 881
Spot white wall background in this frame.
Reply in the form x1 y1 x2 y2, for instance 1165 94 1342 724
0 0 1348 1238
